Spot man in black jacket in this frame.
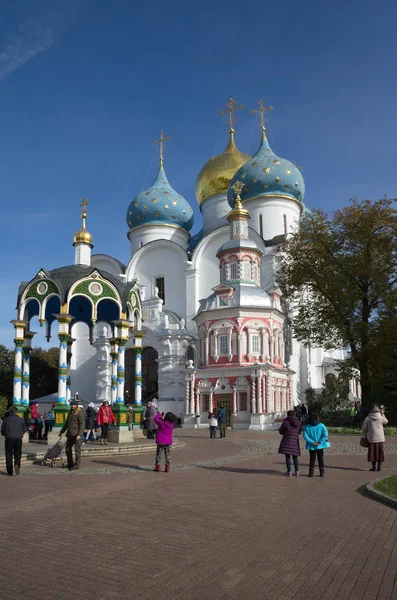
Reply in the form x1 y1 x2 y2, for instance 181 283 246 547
1 406 27 476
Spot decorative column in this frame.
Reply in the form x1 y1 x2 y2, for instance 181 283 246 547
205 332 209 365
195 386 200 414
52 315 74 432
108 319 130 441
184 375 190 414
232 385 237 416
109 338 119 405
189 371 196 414
22 332 35 407
257 371 263 414
132 332 144 427
251 375 257 414
209 389 214 412
10 320 27 413
66 338 74 404
267 373 274 413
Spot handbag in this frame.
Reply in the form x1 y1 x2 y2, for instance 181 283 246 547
360 436 369 448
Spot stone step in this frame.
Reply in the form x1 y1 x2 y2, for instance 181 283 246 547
0 439 185 467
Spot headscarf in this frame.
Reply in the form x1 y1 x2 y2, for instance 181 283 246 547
88 402 95 408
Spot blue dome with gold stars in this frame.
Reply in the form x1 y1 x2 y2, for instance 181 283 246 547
126 165 194 231
227 128 305 207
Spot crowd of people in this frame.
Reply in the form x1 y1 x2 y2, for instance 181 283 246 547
0 399 390 477
278 405 388 477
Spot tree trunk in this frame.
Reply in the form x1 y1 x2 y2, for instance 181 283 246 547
358 360 372 412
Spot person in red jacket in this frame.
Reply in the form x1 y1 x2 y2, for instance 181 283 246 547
97 401 116 445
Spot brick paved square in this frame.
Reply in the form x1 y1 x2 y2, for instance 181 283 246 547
1 430 397 600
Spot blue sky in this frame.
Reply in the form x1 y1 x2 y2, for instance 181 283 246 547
1 0 397 348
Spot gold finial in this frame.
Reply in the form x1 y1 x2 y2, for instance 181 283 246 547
220 97 243 133
154 130 171 167
80 197 88 229
231 180 245 207
252 99 274 137
74 197 93 246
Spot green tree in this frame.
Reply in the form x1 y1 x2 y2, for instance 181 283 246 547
278 198 397 411
0 345 13 401
0 395 10 418
320 375 350 420
30 347 59 399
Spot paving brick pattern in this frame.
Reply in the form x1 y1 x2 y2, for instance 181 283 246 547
1 430 397 599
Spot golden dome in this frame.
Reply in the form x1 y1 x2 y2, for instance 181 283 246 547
73 198 93 246
73 228 93 245
195 130 251 205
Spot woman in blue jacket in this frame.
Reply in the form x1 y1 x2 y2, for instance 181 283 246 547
303 413 331 477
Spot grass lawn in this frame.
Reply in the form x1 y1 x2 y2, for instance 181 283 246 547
373 475 397 499
327 426 397 436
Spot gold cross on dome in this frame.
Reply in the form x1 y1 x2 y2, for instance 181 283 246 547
80 197 88 217
154 130 171 166
252 99 274 129
231 180 245 206
220 97 243 131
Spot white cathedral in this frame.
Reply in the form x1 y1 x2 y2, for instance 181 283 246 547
13 99 360 433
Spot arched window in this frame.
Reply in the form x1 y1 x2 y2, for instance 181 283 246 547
243 261 251 280
230 260 237 280
186 345 195 366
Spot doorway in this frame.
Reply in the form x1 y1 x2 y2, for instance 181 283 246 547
215 395 231 426
125 346 159 404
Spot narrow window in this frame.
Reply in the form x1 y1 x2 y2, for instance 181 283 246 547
239 392 248 412
219 334 229 355
251 334 260 354
230 261 237 280
155 277 165 303
283 214 287 235
243 261 250 280
202 394 210 412
259 214 263 238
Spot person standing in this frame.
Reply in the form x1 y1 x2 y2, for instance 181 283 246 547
127 406 134 431
43 406 55 440
59 399 85 470
153 411 177 472
278 410 302 476
1 407 27 476
362 406 388 472
303 413 331 477
217 406 227 439
85 402 97 442
144 401 158 440
97 401 116 445
208 410 218 439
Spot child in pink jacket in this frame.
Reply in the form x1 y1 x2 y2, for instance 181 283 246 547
154 412 177 472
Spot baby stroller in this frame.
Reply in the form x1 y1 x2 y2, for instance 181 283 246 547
41 439 66 468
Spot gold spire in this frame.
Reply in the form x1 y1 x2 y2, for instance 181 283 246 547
73 197 93 246
252 99 274 139
220 97 243 133
228 180 249 220
154 130 171 167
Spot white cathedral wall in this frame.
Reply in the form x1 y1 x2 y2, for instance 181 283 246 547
127 240 188 319
70 321 97 404
200 192 230 234
243 197 301 240
91 254 125 277
128 225 189 256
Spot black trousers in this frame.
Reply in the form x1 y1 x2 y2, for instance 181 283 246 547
309 449 324 470
101 423 109 439
66 436 82 468
5 438 22 475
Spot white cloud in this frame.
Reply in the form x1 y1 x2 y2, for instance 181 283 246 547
0 19 57 82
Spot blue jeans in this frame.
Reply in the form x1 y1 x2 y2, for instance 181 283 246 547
285 454 299 472
210 426 217 438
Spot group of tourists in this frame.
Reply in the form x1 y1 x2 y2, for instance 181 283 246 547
278 405 388 477
28 401 55 440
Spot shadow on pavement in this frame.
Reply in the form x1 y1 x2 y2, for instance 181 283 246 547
197 465 284 476
91 460 153 471
274 461 364 472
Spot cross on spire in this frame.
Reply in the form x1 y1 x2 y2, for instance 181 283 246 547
154 130 171 166
220 97 243 132
80 197 88 228
252 99 274 132
231 180 245 207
